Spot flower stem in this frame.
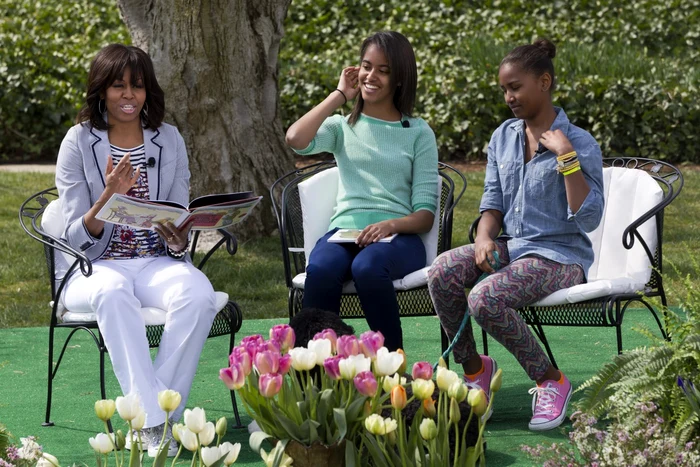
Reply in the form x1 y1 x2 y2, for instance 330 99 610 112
170 445 183 467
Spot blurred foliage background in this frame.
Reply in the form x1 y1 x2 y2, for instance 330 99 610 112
1 0 698 162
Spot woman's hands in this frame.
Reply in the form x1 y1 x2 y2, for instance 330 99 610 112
539 129 574 157
105 152 140 196
337 66 361 102
474 237 498 273
356 220 396 247
154 221 193 253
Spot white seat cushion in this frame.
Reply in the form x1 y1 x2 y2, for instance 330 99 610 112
292 268 429 294
55 291 230 325
533 166 663 306
296 166 442 285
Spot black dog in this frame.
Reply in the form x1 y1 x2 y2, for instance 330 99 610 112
288 307 355 348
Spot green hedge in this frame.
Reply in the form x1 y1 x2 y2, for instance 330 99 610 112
1 0 698 162
280 0 700 161
0 0 128 161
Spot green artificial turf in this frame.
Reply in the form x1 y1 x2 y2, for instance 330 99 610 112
0 310 667 466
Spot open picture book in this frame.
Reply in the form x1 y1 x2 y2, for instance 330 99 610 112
327 229 397 243
96 192 262 231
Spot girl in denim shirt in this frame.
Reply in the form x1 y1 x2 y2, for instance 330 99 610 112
427 39 604 431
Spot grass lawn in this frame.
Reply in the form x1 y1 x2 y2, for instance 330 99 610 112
1 165 699 329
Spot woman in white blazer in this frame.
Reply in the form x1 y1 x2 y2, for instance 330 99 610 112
55 44 216 456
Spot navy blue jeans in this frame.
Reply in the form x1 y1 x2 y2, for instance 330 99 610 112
303 228 426 351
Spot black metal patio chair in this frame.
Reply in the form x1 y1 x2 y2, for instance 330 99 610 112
270 161 466 354
19 187 244 428
469 157 683 368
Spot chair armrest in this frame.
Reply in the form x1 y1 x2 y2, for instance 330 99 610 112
22 218 93 278
191 229 239 271
468 216 481 243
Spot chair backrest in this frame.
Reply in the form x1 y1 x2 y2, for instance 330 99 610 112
297 167 442 267
271 161 465 285
586 166 663 283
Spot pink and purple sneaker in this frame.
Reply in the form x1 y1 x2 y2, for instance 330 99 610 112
528 372 572 431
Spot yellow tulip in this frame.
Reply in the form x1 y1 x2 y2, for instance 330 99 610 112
94 399 115 421
216 416 228 438
419 418 438 440
411 378 435 400
490 368 503 393
449 397 461 424
158 389 182 413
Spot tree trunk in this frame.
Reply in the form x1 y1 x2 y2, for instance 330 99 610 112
116 0 294 238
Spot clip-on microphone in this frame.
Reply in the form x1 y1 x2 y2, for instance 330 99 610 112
147 157 156 168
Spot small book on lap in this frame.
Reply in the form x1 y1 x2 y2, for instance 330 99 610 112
327 229 397 243
96 192 262 230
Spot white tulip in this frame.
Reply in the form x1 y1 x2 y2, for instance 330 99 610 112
307 338 332 365
339 354 372 379
201 446 222 466
383 417 398 435
382 373 407 393
88 433 114 454
131 407 146 431
373 347 404 377
289 347 317 371
436 367 460 392
177 426 199 452
184 407 206 433
199 421 216 446
158 389 182 413
261 444 294 467
115 393 142 421
219 441 242 465
36 453 59 467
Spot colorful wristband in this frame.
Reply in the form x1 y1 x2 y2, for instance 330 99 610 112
562 165 582 176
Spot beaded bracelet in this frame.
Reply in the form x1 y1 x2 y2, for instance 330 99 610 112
167 239 190 259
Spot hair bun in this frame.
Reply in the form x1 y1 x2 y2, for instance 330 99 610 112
533 38 556 59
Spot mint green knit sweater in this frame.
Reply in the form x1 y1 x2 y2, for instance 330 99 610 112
295 113 439 230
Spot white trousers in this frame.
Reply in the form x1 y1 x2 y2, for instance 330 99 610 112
62 256 217 427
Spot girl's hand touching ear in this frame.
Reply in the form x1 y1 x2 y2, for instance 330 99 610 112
337 66 361 101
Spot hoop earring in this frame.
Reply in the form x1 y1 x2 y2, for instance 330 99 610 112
141 102 149 119
98 99 105 114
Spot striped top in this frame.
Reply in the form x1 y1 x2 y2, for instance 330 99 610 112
102 144 166 259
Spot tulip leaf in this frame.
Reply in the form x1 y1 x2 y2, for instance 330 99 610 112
152 439 170 467
271 406 306 442
346 396 367 421
128 441 141 466
307 418 320 444
360 433 390 467
249 431 275 453
333 407 348 442
207 453 229 467
344 439 359 467
272 439 290 467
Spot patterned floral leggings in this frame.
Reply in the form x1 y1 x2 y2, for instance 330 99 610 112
427 240 585 381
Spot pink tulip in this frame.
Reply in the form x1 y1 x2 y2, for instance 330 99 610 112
314 329 338 353
270 324 296 352
258 373 283 398
219 363 245 390
323 355 343 380
229 346 253 376
240 335 265 361
412 362 433 381
353 371 378 397
256 340 280 357
278 354 292 375
337 335 361 358
254 350 280 375
359 331 385 359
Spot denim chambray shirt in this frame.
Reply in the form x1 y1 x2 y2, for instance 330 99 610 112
479 107 604 278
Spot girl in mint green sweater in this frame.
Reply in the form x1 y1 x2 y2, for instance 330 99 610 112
286 31 438 351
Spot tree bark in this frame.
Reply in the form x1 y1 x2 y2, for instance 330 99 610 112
116 0 294 237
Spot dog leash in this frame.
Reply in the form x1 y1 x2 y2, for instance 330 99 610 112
434 251 501 370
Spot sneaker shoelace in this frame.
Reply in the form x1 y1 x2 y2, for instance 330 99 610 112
528 385 560 415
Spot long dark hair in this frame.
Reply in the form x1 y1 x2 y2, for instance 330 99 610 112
500 38 557 91
76 44 165 131
348 31 417 126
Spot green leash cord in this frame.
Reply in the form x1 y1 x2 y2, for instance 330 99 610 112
434 251 501 370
